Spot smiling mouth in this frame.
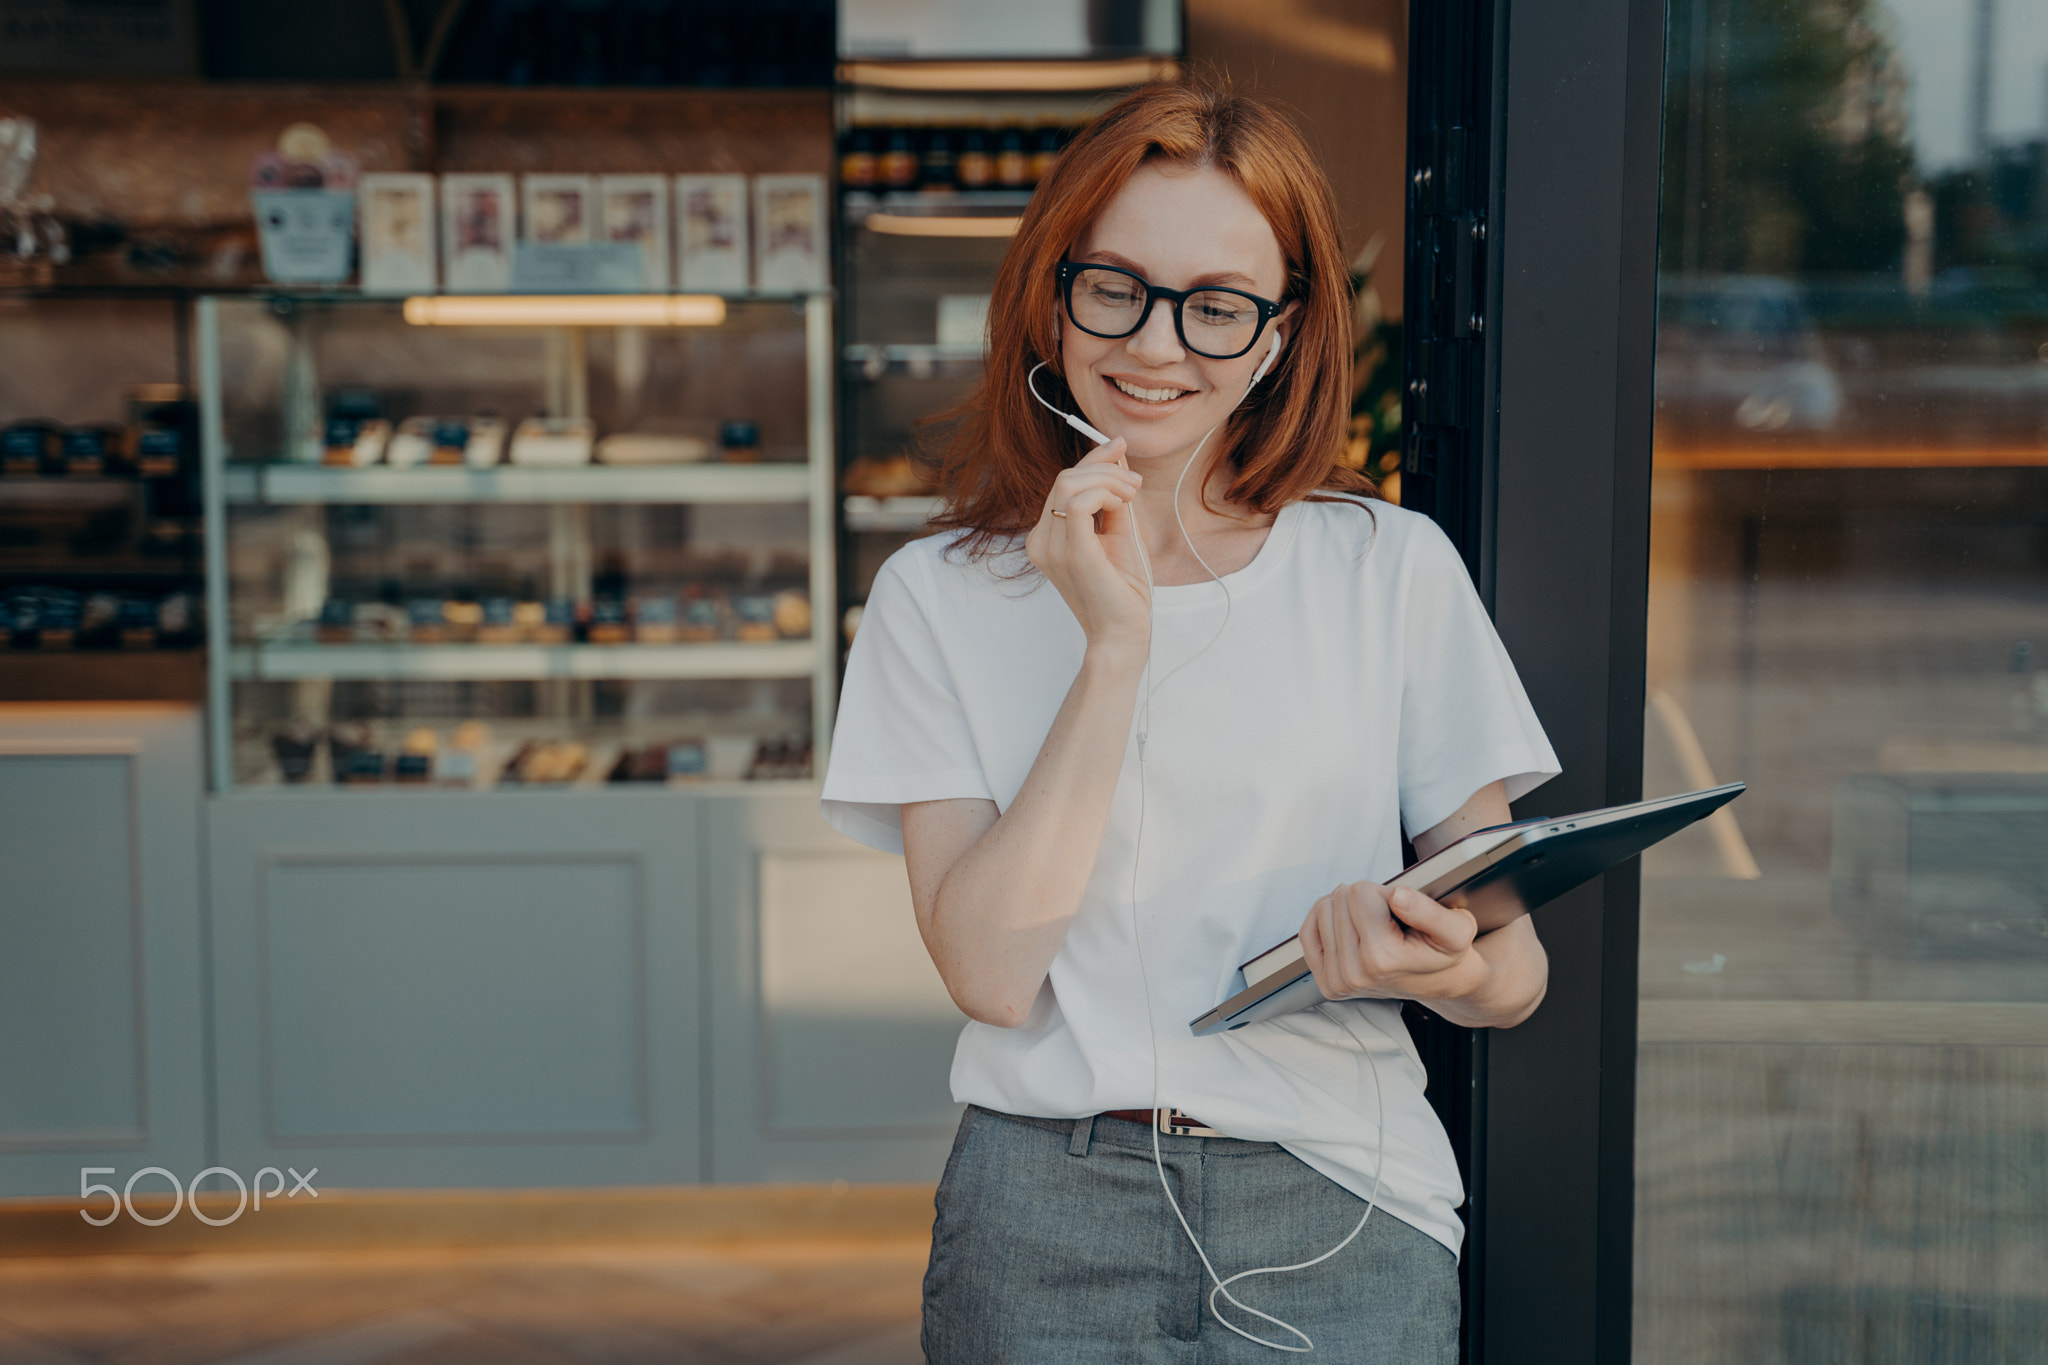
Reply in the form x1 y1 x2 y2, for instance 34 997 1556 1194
1110 376 1195 405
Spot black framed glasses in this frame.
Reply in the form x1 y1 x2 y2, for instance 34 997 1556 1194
1056 261 1285 360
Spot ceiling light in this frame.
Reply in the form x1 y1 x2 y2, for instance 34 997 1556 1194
402 295 728 327
865 214 1020 238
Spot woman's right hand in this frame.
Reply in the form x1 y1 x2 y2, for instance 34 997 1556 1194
1024 437 1150 660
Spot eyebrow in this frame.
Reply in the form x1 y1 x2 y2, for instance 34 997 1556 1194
1078 250 1261 290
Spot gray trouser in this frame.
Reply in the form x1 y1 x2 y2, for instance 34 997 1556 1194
922 1105 1460 1365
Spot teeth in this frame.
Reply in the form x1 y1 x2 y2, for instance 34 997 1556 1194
1113 377 1191 404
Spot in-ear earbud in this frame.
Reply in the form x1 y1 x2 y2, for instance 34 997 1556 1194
1248 330 1284 387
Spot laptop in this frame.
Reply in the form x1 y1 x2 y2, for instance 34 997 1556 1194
1188 783 1746 1036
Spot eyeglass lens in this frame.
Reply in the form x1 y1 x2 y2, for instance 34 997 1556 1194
1068 267 1262 358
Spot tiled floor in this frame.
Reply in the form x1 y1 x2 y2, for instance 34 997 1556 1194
0 1240 927 1365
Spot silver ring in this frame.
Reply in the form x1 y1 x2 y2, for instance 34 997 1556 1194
1049 508 1068 519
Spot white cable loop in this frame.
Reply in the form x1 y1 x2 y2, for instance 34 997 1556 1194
1107 352 1390 1353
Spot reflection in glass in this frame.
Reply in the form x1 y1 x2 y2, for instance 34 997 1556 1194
1639 0 2048 1358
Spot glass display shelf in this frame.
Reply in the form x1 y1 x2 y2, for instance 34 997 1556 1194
199 291 837 792
842 495 941 532
229 640 816 681
842 342 986 380
222 463 812 505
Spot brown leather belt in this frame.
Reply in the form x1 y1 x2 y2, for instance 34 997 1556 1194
1098 1107 1228 1138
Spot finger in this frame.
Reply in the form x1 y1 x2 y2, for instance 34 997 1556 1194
1387 887 1478 954
1302 895 1335 996
1074 436 1128 470
1055 484 1134 526
1050 466 1141 508
1335 884 1371 993
1311 896 1340 998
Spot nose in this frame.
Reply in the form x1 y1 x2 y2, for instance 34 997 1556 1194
1126 296 1185 368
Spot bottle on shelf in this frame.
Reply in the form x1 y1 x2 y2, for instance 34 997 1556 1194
879 128 919 190
1029 124 1063 184
919 127 957 193
996 126 1030 189
839 128 878 190
957 129 995 190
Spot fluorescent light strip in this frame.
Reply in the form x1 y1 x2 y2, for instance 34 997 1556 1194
402 295 728 327
839 58 1176 91
865 214 1021 238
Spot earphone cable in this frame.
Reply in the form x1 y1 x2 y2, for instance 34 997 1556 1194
1116 354 1390 1353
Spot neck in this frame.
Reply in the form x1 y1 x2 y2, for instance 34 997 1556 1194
1124 433 1271 581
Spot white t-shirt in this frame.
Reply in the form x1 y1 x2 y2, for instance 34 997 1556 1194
820 496 1558 1256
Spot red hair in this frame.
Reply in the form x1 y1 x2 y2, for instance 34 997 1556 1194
922 74 1375 559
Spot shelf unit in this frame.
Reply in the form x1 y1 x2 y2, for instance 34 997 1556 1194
228 640 816 682
223 463 812 506
198 290 838 793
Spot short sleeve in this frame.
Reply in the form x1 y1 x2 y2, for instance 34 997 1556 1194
820 547 996 854
1396 521 1561 838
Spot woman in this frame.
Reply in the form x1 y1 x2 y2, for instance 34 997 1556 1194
821 77 1558 1362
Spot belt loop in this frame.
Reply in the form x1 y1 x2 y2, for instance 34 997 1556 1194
1068 1115 1094 1157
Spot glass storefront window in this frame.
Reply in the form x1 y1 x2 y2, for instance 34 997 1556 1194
1639 0 2048 1357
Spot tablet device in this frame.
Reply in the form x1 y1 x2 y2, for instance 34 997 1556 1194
1188 782 1746 1036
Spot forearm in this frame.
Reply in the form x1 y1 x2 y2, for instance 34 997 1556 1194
1412 918 1548 1029
924 645 1144 1026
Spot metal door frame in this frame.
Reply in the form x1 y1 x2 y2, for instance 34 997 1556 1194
1403 0 1669 1360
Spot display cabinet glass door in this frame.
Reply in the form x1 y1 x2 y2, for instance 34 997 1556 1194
199 294 836 793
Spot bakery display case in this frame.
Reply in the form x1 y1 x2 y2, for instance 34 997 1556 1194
200 290 835 792
0 298 207 703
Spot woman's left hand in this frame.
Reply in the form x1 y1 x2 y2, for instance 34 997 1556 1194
1298 881 1485 1006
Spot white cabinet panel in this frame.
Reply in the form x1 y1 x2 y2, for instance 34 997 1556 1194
263 858 645 1140
707 794 964 1183
0 753 144 1145
0 706 206 1196
760 853 963 1132
208 791 702 1188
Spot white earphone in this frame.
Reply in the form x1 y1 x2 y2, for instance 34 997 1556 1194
1026 324 1390 1354
1025 328 1284 447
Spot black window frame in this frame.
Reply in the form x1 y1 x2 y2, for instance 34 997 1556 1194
1402 0 1669 1360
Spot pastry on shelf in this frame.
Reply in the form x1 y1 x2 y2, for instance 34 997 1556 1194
271 725 319 783
842 451 935 497
733 593 779 642
442 599 483 643
439 720 489 786
386 415 478 469
315 598 353 644
502 738 589 785
392 727 438 783
330 724 384 783
588 597 630 644
677 593 724 643
509 416 595 466
351 602 406 642
465 417 507 469
62 424 127 477
633 595 679 643
384 416 436 468
535 599 575 644
595 432 712 465
1 419 62 476
772 588 812 639
324 416 389 467
406 598 449 643
476 597 521 643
